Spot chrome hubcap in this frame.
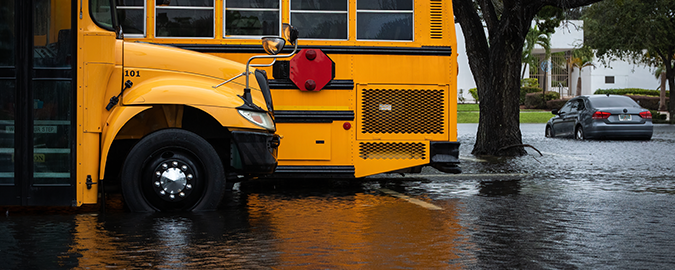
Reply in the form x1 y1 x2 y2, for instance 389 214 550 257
152 160 194 202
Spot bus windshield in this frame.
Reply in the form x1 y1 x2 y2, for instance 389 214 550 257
90 0 116 31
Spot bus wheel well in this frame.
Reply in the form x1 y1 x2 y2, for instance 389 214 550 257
103 105 231 193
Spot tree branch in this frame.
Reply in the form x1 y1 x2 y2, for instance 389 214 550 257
542 0 603 9
479 0 499 32
453 0 491 80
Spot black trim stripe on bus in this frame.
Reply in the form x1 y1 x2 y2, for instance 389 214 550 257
275 110 354 123
268 166 356 178
269 79 354 90
172 44 453 56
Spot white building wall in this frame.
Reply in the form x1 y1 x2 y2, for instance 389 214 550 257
456 24 477 103
589 60 664 93
533 20 584 53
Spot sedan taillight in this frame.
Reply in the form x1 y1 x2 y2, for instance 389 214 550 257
592 111 611 119
639 111 652 119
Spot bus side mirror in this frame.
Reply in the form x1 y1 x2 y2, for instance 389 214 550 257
283 24 298 46
262 37 286 55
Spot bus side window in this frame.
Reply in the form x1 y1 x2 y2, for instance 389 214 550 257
116 0 145 36
357 0 413 41
290 0 347 39
156 0 214 38
225 0 280 36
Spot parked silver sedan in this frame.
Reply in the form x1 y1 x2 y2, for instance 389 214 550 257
545 95 653 140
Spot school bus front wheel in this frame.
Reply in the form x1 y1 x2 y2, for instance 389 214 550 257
120 129 226 212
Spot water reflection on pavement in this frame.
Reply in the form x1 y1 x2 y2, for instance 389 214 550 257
1 124 674 269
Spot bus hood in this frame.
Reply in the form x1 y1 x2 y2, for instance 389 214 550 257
122 42 270 111
124 41 247 82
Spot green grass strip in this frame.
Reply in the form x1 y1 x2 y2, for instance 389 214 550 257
457 104 479 111
457 104 555 123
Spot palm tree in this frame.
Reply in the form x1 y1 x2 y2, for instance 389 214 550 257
654 65 667 111
568 46 594 96
522 25 551 79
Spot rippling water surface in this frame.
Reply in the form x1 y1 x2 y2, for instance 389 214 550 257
1 124 674 269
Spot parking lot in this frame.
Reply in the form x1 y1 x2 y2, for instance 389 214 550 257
2 123 675 269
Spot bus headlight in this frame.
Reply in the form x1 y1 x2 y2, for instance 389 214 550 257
238 109 275 131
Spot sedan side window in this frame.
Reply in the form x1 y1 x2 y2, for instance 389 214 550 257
559 102 573 114
577 100 586 111
569 100 580 113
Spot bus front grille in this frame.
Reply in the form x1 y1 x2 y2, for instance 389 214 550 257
359 142 426 160
361 88 445 134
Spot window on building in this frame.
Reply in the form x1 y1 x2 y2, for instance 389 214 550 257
357 0 413 41
225 0 280 37
156 0 214 38
290 0 347 39
116 0 145 36
605 76 615 84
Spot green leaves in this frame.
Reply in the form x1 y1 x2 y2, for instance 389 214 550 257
584 0 675 67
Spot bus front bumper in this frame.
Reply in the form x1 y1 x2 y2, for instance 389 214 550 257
230 131 280 175
429 142 461 174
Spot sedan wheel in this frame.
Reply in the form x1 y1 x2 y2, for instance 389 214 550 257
545 126 554 138
575 126 585 140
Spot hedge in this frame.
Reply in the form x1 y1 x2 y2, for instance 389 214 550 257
521 78 539 88
594 88 669 97
524 92 561 109
543 95 669 111
520 87 543 105
546 98 571 110
626 95 670 110
468 86 548 105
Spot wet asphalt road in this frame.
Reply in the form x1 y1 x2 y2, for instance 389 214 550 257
1 123 675 269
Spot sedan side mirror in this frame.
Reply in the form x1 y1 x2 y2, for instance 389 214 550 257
551 109 559 115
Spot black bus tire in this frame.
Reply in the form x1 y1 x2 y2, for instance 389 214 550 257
121 129 226 212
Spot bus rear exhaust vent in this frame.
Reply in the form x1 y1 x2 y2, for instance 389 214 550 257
361 88 444 134
359 142 426 160
430 0 443 39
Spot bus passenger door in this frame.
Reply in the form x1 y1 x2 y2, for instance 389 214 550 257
0 0 76 206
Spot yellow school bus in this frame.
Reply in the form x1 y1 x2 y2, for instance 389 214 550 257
0 0 294 211
122 0 461 178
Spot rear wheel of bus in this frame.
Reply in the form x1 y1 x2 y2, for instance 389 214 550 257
121 129 226 212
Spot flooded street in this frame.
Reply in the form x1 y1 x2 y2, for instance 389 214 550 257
2 123 675 269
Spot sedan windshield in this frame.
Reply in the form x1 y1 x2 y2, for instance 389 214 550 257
589 96 640 108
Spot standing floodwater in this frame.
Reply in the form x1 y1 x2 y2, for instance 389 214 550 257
2 124 675 269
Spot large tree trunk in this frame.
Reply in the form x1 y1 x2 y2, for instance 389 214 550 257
668 68 675 124
576 76 582 96
473 37 527 156
454 1 532 156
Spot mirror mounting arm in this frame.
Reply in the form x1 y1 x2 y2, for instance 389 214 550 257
240 42 299 104
244 42 298 89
